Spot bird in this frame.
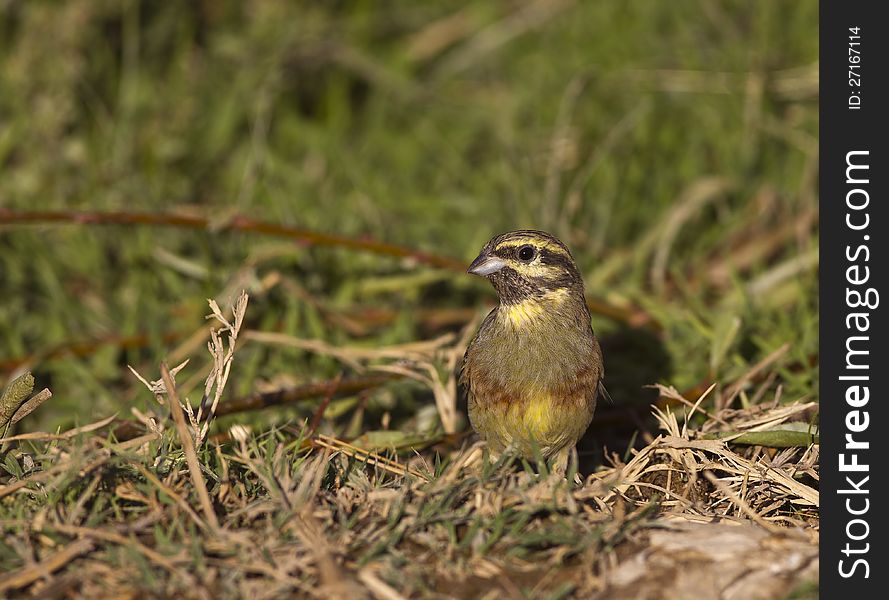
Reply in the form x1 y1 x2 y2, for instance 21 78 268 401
460 230 604 474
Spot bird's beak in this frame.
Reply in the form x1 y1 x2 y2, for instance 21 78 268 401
468 253 506 277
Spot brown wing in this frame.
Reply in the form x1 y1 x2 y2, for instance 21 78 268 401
458 308 497 389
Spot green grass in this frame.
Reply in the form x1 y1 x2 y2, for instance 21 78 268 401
1 1 818 596
0 397 818 597
1 1 817 425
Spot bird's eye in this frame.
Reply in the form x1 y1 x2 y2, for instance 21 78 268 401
517 245 536 262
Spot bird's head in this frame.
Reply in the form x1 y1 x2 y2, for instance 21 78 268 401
468 230 585 306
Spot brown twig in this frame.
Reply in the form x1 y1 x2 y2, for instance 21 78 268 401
0 208 466 271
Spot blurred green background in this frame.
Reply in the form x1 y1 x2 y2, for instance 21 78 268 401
0 1 818 436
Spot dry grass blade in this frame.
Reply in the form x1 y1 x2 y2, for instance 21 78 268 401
128 359 190 406
702 470 784 535
542 75 586 230
245 330 456 370
374 364 458 434
652 382 726 431
0 455 110 499
161 362 220 531
134 464 209 532
0 539 94 593
433 0 575 78
591 384 819 528
314 434 429 481
366 319 473 435
718 402 817 434
48 524 195 585
213 374 399 418
650 177 734 292
744 249 819 298
721 343 790 408
107 431 161 452
0 414 116 443
358 568 408 600
617 63 817 99
760 464 819 507
404 7 473 61
705 206 817 288
292 511 366 598
195 291 249 445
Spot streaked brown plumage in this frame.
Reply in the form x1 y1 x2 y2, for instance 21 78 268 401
460 230 604 471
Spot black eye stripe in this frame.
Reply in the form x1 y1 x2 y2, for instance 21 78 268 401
538 248 572 267
491 246 574 269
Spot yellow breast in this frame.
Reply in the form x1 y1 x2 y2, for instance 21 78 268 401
469 388 588 459
515 392 557 439
497 288 571 328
